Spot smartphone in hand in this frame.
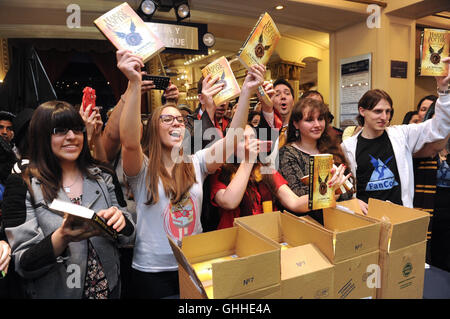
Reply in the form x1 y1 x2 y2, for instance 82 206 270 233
82 87 96 115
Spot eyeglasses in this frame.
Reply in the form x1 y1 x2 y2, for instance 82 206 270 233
159 114 185 125
52 127 86 136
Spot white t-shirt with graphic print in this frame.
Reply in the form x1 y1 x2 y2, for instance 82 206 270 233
126 149 209 273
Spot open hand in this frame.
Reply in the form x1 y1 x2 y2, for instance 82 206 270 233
329 164 352 194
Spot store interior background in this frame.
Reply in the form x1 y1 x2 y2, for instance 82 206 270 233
0 0 448 126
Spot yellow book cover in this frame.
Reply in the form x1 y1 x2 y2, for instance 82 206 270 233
308 154 335 210
420 28 449 76
192 254 239 298
94 2 165 63
237 12 281 69
202 56 241 106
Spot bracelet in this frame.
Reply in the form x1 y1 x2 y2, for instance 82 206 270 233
437 88 450 94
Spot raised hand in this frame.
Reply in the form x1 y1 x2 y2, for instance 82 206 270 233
164 82 179 104
116 50 144 83
242 64 266 94
141 72 156 93
200 74 224 106
79 105 103 145
436 57 450 92
257 81 275 108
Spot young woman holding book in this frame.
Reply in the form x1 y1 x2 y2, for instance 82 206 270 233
278 98 354 220
210 125 350 229
116 49 266 299
2 101 135 299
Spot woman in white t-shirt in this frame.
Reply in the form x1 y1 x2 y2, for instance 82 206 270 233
116 49 265 298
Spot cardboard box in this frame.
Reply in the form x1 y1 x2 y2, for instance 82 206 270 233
234 212 334 299
338 198 430 299
178 266 282 299
367 199 430 253
368 199 429 298
333 250 379 299
299 206 381 263
296 207 381 299
280 244 334 299
168 226 280 299
378 241 426 299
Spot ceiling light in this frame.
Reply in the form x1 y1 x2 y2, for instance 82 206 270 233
175 1 190 21
141 0 156 15
275 5 284 10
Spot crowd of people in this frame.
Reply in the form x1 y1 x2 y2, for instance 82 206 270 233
0 51 449 299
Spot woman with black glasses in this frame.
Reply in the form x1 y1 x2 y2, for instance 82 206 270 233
2 101 135 298
116 49 265 298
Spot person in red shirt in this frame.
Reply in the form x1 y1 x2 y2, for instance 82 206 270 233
210 125 349 229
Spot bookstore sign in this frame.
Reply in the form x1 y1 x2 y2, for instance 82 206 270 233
145 20 210 54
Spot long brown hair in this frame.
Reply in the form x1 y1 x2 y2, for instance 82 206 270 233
145 104 197 205
287 98 351 169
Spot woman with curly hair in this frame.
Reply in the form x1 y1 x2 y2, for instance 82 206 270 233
278 98 354 221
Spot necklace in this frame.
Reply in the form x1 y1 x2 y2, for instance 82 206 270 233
63 175 81 193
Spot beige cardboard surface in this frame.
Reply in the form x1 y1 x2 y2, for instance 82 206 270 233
298 207 380 263
175 226 280 299
333 250 379 299
377 241 426 299
367 199 430 252
231 283 281 299
280 244 334 299
235 212 335 264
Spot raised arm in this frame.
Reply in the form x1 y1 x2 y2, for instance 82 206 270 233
213 134 260 210
116 50 145 177
79 105 107 162
101 77 156 163
204 64 266 173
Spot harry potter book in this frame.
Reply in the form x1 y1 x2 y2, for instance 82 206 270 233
420 28 449 76
94 2 165 63
308 154 336 210
202 56 241 106
237 12 281 69
237 12 281 107
49 199 118 239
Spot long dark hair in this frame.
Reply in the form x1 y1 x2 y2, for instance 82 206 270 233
23 101 108 203
287 98 352 174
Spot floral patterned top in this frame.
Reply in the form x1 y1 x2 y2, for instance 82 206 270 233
69 196 109 299
279 144 310 197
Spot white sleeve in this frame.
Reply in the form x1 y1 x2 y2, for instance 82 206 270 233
401 93 450 153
